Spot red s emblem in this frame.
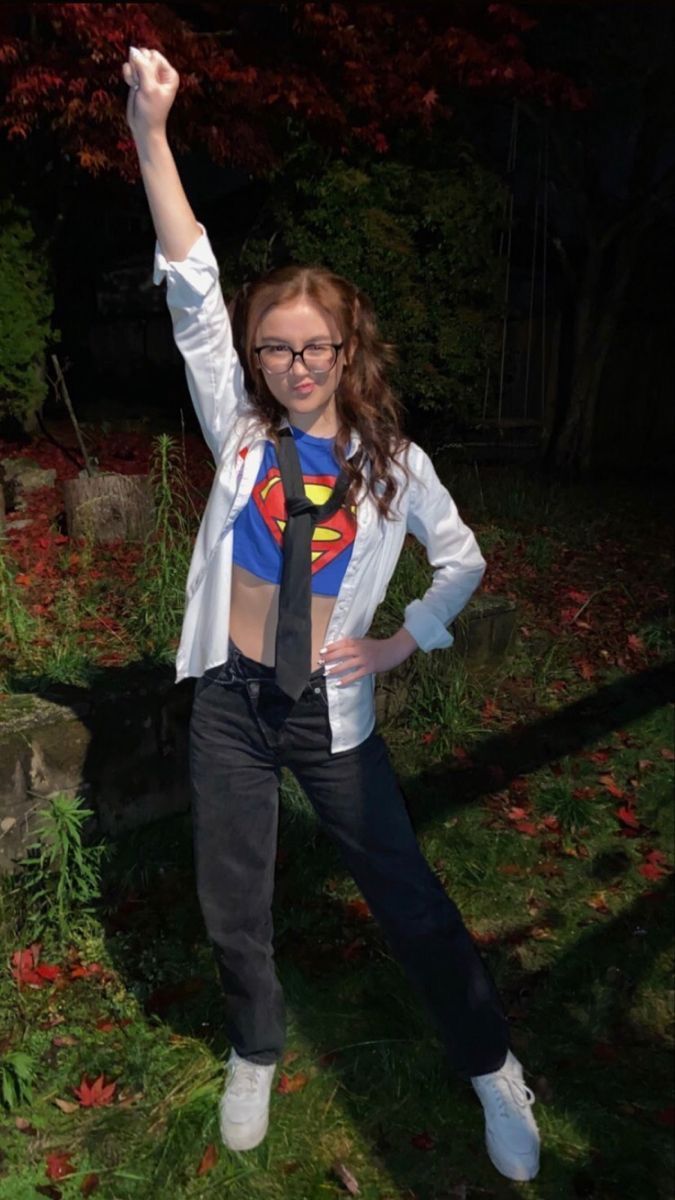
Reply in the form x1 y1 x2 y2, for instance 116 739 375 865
252 468 356 573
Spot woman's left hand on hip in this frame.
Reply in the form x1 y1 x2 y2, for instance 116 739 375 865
319 628 418 685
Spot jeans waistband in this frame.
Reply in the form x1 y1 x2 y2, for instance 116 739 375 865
227 638 325 684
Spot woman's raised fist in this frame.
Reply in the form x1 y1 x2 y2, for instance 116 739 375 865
122 46 180 140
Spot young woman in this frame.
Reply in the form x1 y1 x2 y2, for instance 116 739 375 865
123 46 540 1182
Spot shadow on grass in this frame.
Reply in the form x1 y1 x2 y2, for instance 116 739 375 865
7 655 674 1197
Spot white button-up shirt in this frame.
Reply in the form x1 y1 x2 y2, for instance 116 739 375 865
154 223 487 753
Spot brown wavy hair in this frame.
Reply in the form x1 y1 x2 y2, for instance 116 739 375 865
229 265 410 519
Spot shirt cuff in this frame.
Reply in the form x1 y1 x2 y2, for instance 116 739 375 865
403 599 455 652
152 221 220 306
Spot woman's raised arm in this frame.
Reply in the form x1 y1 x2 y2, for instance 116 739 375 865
123 47 200 261
121 47 251 460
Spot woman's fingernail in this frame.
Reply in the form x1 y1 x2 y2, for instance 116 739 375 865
129 45 141 58
319 646 328 654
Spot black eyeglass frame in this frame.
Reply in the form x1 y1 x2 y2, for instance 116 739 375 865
254 342 344 374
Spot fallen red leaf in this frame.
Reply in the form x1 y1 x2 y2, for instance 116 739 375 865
506 806 529 821
599 774 625 799
95 1017 132 1032
643 849 668 865
575 658 595 681
452 746 472 764
540 814 561 831
469 927 499 947
514 821 539 837
11 943 63 990
586 748 612 764
69 961 102 980
72 1073 117 1107
344 897 371 920
276 1071 310 1094
81 1173 100 1196
655 1106 675 1127
638 862 667 881
566 588 591 605
481 697 501 721
421 727 439 745
46 1152 76 1181
196 1143 218 1175
616 806 640 830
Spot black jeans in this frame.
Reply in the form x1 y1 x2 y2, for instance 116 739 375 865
188 639 510 1077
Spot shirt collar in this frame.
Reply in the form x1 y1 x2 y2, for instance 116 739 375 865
250 414 361 460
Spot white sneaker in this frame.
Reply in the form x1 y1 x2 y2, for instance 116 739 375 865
471 1050 540 1181
219 1049 277 1151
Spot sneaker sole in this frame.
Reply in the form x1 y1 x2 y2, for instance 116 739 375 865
486 1139 539 1182
220 1108 269 1152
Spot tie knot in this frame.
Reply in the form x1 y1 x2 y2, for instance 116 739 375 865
286 496 317 520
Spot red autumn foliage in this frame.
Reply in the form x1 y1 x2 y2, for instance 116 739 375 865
72 1073 117 1107
0 3 588 181
344 897 372 921
638 850 672 882
45 1152 76 1181
11 943 62 989
276 1070 310 1094
598 774 625 800
196 1143 218 1175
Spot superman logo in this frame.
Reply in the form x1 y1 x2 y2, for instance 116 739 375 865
253 468 356 573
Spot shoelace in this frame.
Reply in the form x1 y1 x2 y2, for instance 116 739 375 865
488 1074 536 1120
227 1058 269 1099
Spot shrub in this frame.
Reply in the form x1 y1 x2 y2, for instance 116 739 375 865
0 195 60 430
227 139 507 428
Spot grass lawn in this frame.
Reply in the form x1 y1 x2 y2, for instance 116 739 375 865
0 439 673 1199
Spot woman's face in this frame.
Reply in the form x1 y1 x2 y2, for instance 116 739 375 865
254 298 347 430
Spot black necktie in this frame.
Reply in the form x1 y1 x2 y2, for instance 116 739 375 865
275 427 349 701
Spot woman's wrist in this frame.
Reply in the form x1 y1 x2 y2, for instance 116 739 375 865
134 127 170 161
389 626 418 662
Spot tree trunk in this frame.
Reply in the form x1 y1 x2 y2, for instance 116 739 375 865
62 471 153 543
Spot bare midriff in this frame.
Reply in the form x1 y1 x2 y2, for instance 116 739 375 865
229 563 336 670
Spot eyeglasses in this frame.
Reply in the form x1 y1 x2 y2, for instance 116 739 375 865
254 342 344 375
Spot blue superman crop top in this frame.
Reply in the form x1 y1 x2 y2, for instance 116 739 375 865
232 426 357 597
